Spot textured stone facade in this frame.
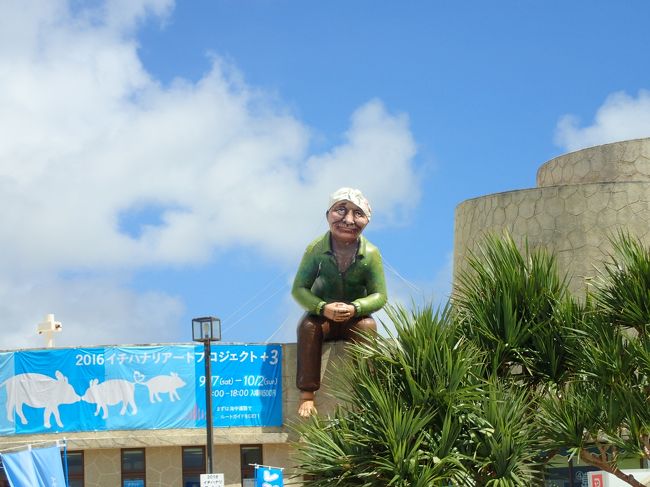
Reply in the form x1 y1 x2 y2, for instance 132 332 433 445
85 448 121 486
537 138 650 187
0 342 348 486
144 447 183 486
454 138 650 293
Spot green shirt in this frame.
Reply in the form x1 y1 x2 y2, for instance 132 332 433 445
292 232 387 316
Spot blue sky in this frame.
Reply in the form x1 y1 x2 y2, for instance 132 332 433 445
2 0 650 348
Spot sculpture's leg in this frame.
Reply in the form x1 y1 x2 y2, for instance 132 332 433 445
341 316 377 376
297 314 327 392
341 315 377 342
296 314 331 417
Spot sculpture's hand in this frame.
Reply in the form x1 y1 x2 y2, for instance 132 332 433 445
323 302 356 322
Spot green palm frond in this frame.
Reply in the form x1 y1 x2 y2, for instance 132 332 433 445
469 379 544 486
294 304 477 485
538 381 601 456
453 233 570 385
593 231 650 335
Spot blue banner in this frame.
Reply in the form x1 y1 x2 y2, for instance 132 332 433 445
31 445 67 487
1 449 39 487
255 466 284 487
1 445 66 487
0 344 282 435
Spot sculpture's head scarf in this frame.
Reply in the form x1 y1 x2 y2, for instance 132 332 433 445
328 187 372 221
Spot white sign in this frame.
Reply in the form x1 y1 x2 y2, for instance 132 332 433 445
588 469 650 486
200 473 225 487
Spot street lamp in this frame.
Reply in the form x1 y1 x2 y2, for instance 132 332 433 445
192 316 221 474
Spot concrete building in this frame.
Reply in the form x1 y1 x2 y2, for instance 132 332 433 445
455 137 650 293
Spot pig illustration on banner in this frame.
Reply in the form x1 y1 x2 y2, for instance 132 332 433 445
82 378 138 419
2 371 81 428
142 373 186 403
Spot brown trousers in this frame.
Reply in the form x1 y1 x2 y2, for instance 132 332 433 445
296 313 377 392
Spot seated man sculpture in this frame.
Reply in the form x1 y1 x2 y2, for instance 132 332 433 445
292 187 387 417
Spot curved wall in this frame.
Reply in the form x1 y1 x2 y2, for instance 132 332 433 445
454 138 650 294
537 138 650 187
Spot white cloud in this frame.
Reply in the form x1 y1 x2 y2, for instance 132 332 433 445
0 274 184 350
102 0 174 32
0 1 421 348
555 90 650 152
0 1 419 274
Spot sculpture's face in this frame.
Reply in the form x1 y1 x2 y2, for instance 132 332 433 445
327 200 369 244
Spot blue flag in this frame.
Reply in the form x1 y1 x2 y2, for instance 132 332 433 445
1 446 66 487
1 449 39 487
255 466 283 487
32 446 66 487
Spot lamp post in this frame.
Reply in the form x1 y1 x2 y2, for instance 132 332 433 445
192 316 221 474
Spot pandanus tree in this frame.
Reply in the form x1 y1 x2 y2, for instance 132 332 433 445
538 233 650 487
455 232 650 486
452 233 574 387
295 305 545 486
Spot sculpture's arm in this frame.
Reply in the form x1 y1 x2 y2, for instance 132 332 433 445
351 249 387 316
291 251 326 315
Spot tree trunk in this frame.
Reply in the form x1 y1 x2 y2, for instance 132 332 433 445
579 450 645 487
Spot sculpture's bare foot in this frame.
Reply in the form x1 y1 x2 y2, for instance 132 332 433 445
298 399 317 417
298 391 317 418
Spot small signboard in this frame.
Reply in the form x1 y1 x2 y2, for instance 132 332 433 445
200 473 225 487
590 473 603 487
588 469 650 486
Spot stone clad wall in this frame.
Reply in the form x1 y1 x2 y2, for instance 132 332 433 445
146 446 183 486
454 139 650 294
537 138 650 187
84 448 121 486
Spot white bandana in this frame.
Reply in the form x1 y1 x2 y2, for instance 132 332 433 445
328 187 372 221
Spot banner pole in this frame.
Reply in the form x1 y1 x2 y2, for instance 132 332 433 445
62 438 69 487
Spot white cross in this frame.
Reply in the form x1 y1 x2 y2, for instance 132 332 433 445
37 313 62 348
